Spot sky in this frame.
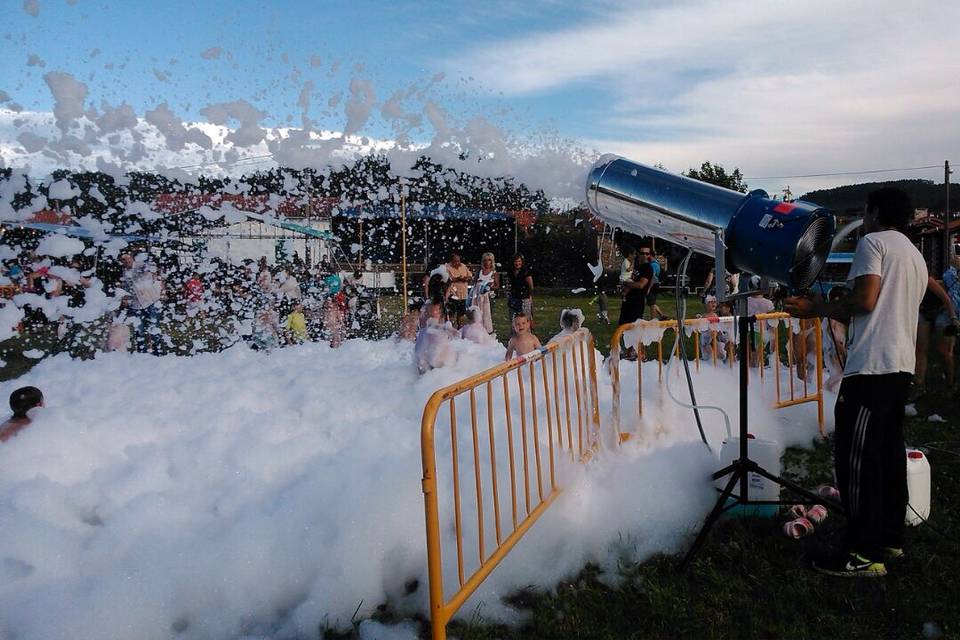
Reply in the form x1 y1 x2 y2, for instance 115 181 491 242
1 0 958 199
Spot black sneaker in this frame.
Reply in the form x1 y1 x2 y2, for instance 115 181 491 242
813 552 886 578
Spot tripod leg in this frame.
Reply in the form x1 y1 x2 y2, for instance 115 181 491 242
680 469 742 570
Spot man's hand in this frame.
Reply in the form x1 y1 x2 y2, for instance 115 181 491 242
783 293 823 319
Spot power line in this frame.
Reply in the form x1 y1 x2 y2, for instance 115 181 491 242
746 164 942 180
173 153 276 170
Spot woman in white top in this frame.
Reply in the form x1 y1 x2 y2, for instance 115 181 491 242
470 252 500 334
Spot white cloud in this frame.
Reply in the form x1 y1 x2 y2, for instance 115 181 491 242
453 0 960 195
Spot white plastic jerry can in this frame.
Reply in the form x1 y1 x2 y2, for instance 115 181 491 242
905 449 931 526
717 435 782 517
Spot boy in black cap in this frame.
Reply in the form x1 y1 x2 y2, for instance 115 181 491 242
0 386 44 442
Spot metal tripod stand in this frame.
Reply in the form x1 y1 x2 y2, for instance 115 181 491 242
680 314 844 569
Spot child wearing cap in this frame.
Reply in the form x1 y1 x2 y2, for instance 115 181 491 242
0 386 44 442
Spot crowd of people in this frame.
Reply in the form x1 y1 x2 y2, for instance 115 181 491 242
0 248 378 356
408 250 544 373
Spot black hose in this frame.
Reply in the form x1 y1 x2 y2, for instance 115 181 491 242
675 248 710 450
817 278 847 371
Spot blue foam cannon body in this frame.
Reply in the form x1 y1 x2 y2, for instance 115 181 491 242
585 155 836 291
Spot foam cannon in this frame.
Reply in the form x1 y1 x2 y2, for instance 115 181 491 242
585 155 836 293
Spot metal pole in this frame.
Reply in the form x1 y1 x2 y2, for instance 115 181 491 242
401 194 408 310
739 314 751 503
514 215 518 255
944 160 952 274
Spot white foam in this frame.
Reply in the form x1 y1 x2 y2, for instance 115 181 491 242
0 336 831 638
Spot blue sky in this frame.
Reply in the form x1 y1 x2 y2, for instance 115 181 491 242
2 0 958 198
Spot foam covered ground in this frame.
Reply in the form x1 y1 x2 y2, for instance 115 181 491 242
0 337 832 639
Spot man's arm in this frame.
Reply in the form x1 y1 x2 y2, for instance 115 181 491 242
624 276 651 291
525 275 534 295
927 276 958 318
784 274 881 321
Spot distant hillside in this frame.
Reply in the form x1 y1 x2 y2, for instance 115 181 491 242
800 179 958 213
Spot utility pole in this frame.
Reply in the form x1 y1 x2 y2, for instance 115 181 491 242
401 193 408 311
514 214 518 255
944 160 952 274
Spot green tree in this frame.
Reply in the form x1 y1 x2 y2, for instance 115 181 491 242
684 161 748 193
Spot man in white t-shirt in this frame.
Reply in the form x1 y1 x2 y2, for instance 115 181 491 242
786 187 926 578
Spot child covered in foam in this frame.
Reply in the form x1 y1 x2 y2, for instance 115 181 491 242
251 307 281 352
395 300 421 342
414 300 460 373
549 308 585 343
460 306 494 345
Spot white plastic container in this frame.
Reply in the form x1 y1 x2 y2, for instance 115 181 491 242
716 435 782 517
905 448 931 526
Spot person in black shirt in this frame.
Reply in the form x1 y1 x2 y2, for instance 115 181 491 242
507 253 534 327
618 245 654 325
617 244 654 359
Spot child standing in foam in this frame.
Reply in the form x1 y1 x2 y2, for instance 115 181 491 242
806 286 849 390
697 295 729 361
414 300 459 373
251 307 280 351
460 306 493 345
285 302 308 343
106 307 132 352
549 308 584 343
322 295 346 348
505 313 541 360
395 300 421 342
717 300 736 361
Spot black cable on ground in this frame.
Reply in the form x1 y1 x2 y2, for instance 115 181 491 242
907 503 953 543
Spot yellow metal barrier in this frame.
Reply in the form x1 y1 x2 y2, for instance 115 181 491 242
420 329 600 640
609 312 825 440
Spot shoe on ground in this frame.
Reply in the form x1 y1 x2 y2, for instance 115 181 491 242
883 547 904 561
813 552 886 578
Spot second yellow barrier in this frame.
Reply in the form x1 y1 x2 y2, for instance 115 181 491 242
609 312 825 441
